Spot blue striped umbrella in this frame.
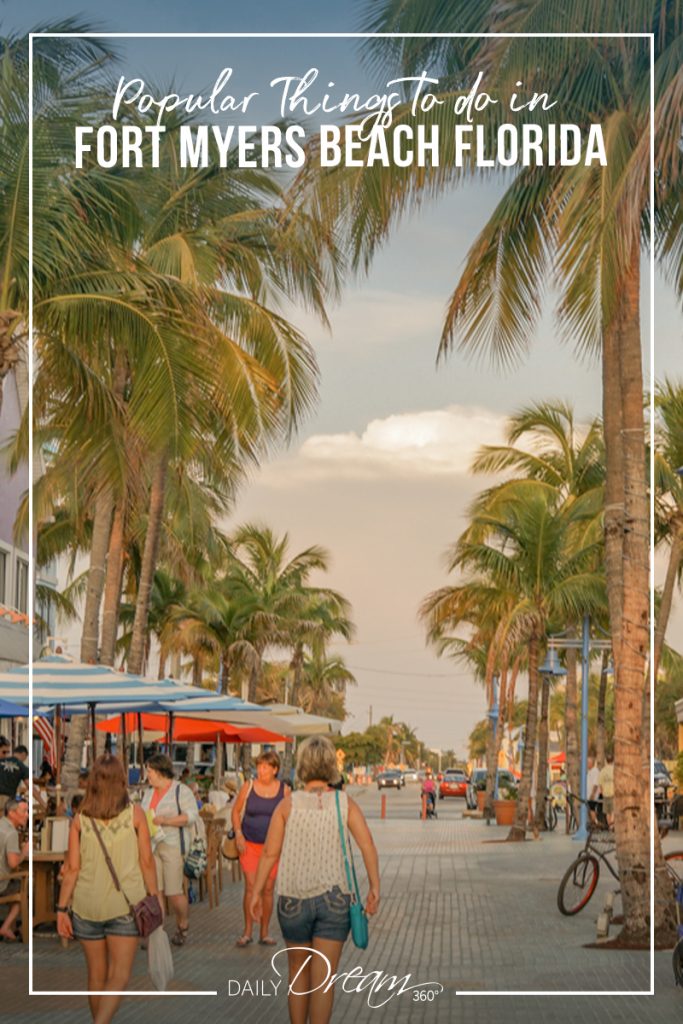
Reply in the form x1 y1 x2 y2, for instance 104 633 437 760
0 654 211 709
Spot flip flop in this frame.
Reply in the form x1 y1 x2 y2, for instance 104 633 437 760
236 935 254 947
258 937 277 946
0 932 17 943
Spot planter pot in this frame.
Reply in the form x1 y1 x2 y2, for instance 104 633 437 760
493 798 518 827
476 791 487 813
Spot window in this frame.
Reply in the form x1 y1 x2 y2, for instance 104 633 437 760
15 558 28 614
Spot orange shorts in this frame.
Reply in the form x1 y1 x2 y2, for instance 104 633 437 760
239 840 278 882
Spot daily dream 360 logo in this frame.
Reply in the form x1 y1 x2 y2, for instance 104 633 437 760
226 947 444 1009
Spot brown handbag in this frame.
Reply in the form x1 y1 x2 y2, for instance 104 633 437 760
90 816 163 938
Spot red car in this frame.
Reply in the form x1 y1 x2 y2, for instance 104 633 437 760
439 769 469 799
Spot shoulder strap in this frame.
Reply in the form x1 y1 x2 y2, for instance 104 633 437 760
334 791 361 904
89 816 134 913
240 780 253 823
175 784 186 856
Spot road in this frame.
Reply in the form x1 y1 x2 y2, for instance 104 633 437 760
2 783 681 1023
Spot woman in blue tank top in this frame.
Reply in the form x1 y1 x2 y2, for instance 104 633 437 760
232 750 286 946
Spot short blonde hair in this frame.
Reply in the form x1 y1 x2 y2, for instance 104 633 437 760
296 735 340 785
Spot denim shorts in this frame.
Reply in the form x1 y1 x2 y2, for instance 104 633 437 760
277 886 351 943
72 912 139 941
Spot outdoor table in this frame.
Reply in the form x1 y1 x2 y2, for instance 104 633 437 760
32 851 66 929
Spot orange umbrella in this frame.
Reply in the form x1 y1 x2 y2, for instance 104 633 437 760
97 711 290 744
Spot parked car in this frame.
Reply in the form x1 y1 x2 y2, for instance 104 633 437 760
376 770 404 790
438 768 469 799
402 769 419 784
465 768 517 809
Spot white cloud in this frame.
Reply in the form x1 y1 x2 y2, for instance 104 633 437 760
257 405 507 484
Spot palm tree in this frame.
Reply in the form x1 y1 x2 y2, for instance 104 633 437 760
224 524 342 702
297 651 356 719
653 379 683 683
471 401 605 810
0 21 117 411
448 481 604 839
295 0 680 943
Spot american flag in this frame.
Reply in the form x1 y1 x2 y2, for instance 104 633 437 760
33 716 56 769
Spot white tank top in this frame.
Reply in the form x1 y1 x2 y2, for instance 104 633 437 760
277 789 353 899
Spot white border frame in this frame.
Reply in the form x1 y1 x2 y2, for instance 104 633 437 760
28 29 656 1001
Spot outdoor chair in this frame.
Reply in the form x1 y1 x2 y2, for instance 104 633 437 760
0 870 29 944
200 818 226 910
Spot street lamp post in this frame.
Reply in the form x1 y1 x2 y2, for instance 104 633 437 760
547 615 611 841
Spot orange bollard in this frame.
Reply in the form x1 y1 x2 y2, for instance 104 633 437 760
421 794 427 820
381 794 387 819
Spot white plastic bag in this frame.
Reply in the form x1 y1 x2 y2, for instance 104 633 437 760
148 927 174 991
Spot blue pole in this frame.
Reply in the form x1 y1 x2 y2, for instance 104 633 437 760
490 674 500 799
574 615 590 840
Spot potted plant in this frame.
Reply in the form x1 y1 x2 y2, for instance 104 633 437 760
475 778 487 813
493 784 518 826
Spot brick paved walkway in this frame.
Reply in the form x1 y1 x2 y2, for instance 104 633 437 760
2 786 681 1023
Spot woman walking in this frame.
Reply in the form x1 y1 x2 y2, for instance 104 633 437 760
232 750 286 946
251 736 380 1024
141 753 198 946
56 755 160 1024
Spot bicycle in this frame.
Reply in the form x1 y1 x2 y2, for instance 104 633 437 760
557 796 619 915
657 815 683 985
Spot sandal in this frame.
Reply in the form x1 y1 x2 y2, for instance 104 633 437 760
236 935 253 948
171 926 189 946
259 936 277 946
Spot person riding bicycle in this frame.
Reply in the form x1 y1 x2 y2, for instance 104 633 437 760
421 770 436 813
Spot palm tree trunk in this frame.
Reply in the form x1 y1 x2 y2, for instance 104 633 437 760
63 484 114 789
564 638 580 807
99 501 125 667
289 643 304 706
508 636 540 841
220 651 231 695
607 241 675 944
653 518 683 683
596 650 610 767
127 455 167 676
80 484 114 663
247 651 262 704
534 676 550 830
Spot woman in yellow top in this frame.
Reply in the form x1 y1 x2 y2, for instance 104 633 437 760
57 755 160 1024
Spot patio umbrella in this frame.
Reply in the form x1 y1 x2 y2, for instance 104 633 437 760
0 654 210 708
158 695 340 736
96 712 291 744
0 697 30 717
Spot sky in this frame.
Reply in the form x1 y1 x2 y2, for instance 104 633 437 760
10 1 682 755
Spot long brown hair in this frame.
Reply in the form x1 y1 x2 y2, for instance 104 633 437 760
80 754 129 821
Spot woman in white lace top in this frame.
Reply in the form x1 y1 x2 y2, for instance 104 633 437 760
251 735 379 1024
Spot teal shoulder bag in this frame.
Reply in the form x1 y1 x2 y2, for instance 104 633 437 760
334 790 369 949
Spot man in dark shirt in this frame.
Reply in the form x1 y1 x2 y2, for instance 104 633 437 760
0 746 29 812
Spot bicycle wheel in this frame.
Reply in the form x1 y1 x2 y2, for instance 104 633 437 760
664 850 683 884
545 803 558 832
557 854 600 915
673 938 683 987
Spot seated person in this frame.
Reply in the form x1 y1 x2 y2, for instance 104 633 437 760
0 745 29 813
0 798 29 941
